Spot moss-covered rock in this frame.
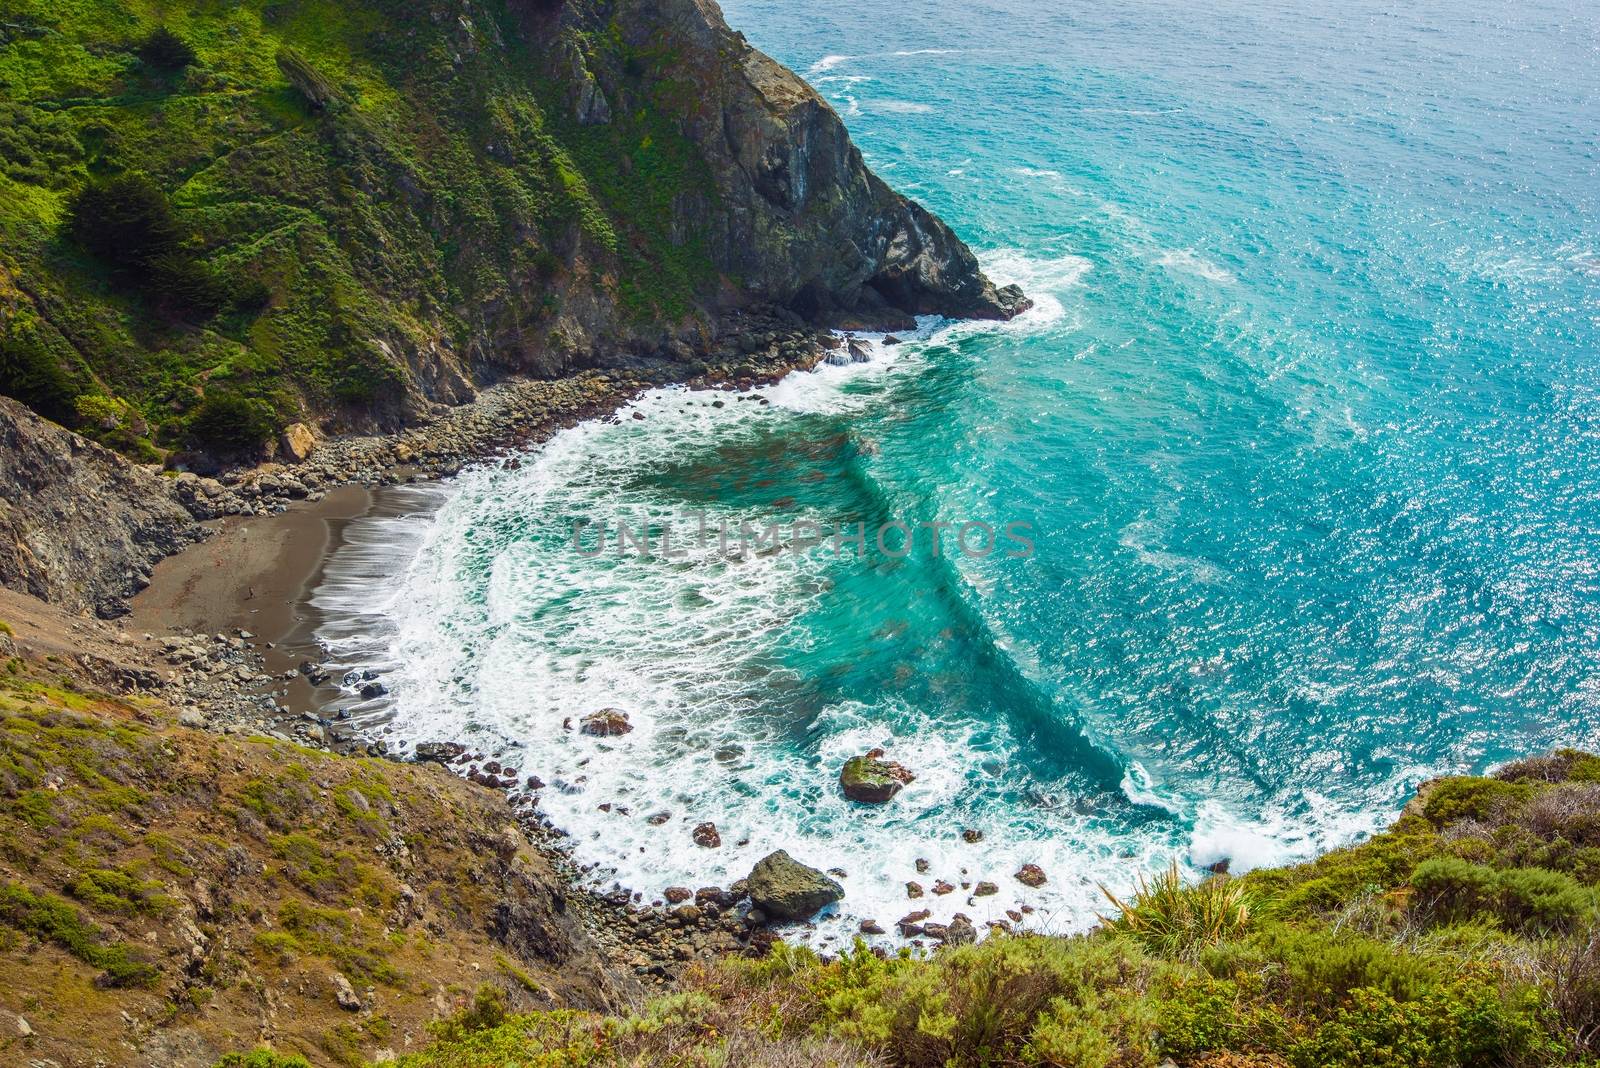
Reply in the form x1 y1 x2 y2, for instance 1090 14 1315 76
838 751 914 804
744 849 844 921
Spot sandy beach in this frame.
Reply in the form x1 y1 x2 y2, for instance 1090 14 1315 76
129 484 378 713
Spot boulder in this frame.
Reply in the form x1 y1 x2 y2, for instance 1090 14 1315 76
944 914 977 946
1015 863 1048 888
839 750 915 804
744 849 844 921
280 422 317 462
973 881 998 897
580 708 633 736
414 741 466 765
331 971 361 1011
692 822 722 848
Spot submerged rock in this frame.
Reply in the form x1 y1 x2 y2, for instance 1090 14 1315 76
744 850 844 921
579 708 633 736
839 749 916 804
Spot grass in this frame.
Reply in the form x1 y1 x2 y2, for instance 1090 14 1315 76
1098 860 1255 960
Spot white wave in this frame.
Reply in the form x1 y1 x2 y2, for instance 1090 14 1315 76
871 100 934 114
965 248 1094 335
1157 248 1237 285
810 53 851 73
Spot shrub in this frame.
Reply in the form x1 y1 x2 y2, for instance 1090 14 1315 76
186 392 279 455
1289 981 1555 1068
1515 783 1600 847
1421 777 1530 827
0 881 159 986
137 26 197 71
428 983 509 1044
1411 857 1590 933
1100 863 1254 959
65 175 231 317
1539 924 1600 1055
1496 749 1600 785
0 322 84 424
67 174 181 279
1260 926 1444 1008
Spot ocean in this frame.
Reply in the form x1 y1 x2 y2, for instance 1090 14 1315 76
312 0 1600 943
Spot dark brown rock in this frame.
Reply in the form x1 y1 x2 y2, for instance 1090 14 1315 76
1015 863 1048 888
579 708 633 736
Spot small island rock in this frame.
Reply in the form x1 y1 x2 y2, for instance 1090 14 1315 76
839 749 916 804
580 708 633 736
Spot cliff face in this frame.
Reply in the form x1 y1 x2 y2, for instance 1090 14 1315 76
0 0 1024 461
558 0 1028 329
0 396 203 617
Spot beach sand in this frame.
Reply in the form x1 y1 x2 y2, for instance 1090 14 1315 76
129 484 376 712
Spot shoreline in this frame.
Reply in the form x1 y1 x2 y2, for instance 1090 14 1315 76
114 332 852 983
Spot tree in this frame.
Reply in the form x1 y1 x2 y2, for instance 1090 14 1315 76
137 27 197 72
66 174 180 279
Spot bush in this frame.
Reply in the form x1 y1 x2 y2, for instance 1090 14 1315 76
1421 777 1531 827
1540 924 1600 1055
1410 857 1590 933
137 27 197 71
1290 980 1556 1068
67 174 181 279
428 984 509 1044
185 392 278 455
1261 926 1443 1008
0 322 84 424
1496 749 1600 785
65 175 232 317
0 881 159 986
1100 863 1254 960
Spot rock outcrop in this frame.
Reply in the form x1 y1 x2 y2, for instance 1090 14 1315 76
745 849 845 921
839 749 916 803
576 0 1031 331
0 397 205 618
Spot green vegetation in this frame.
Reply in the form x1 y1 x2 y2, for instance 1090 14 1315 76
0 0 720 459
0 881 159 986
137 27 198 73
351 753 1600 1068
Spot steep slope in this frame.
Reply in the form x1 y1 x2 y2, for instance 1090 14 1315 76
0 636 632 1068
0 0 1024 464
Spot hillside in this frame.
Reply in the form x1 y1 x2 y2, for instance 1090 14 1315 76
0 0 1025 465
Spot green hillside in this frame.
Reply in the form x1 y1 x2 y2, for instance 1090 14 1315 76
0 0 714 459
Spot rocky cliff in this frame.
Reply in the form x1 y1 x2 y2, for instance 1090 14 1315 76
0 396 203 617
0 0 1024 460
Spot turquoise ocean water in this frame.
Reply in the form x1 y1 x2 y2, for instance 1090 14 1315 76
325 0 1600 941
